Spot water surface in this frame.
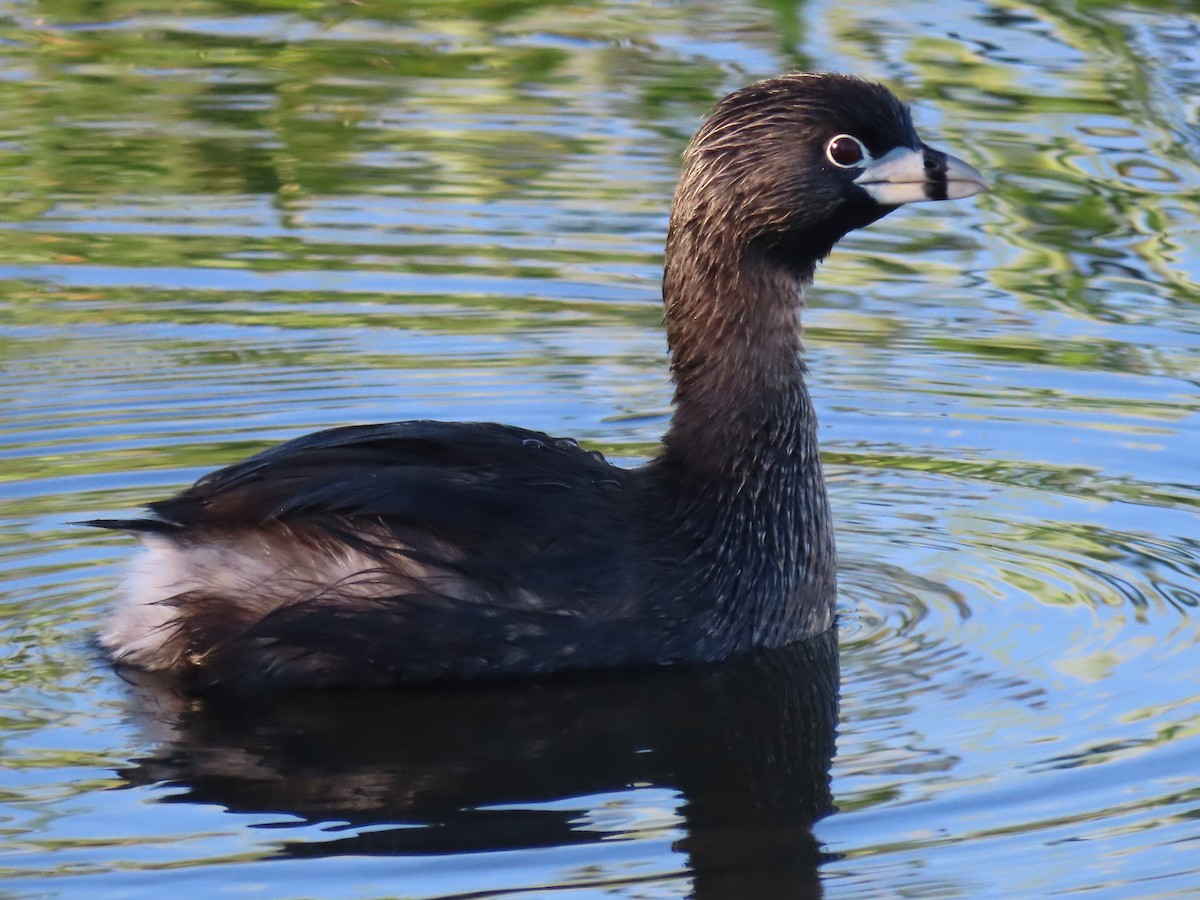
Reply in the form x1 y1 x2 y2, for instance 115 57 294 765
2 0 1199 896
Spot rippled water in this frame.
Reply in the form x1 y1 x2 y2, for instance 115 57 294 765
2 0 1198 896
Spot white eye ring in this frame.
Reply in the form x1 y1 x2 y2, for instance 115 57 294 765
825 134 871 168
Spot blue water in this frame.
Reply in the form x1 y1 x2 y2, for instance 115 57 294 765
1 0 1199 896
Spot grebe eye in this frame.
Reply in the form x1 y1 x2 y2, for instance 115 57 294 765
826 134 867 168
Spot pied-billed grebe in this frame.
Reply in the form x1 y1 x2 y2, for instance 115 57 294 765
90 73 985 691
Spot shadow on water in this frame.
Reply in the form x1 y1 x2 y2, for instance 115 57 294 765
113 629 839 898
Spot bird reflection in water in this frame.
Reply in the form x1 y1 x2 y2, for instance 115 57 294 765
115 629 839 899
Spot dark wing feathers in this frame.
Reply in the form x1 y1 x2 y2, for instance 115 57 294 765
93 421 648 688
146 420 638 606
151 421 626 529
